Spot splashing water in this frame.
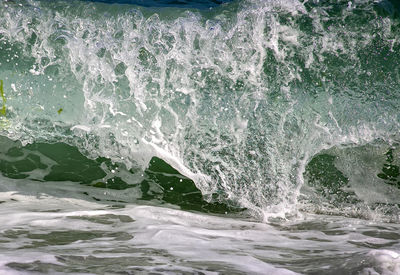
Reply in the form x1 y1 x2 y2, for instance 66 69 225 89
0 0 399 221
1 0 400 274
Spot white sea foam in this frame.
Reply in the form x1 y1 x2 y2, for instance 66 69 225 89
362 250 400 275
0 176 399 274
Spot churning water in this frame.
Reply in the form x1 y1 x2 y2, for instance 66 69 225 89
0 0 400 274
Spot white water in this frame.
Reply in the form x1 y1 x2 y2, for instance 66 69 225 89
0 175 400 275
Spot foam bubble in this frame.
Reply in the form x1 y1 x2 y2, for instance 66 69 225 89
362 250 400 275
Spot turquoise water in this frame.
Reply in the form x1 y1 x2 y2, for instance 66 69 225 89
0 0 400 274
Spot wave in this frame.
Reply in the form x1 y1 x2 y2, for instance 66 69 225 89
0 0 399 220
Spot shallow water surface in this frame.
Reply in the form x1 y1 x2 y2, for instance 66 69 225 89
0 182 399 274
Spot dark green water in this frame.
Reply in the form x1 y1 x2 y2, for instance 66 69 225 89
0 135 240 214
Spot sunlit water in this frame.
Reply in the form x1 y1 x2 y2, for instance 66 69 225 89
0 0 400 273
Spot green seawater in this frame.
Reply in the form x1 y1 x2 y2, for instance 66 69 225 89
0 136 240 214
0 0 400 273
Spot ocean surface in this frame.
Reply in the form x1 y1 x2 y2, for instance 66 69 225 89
0 0 400 274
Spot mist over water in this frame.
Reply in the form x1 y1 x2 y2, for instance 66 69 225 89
0 0 400 273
